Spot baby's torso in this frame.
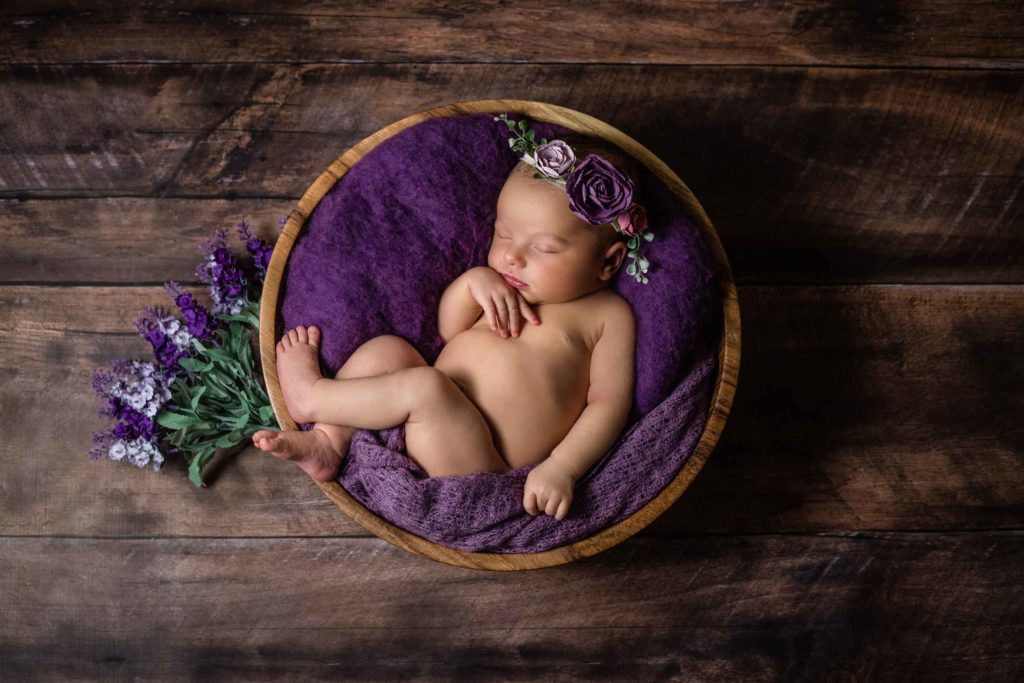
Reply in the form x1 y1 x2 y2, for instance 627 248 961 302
434 290 616 470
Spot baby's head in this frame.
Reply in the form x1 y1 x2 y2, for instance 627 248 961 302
487 133 643 305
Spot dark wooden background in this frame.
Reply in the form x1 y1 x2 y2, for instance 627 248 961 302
2 2 1022 680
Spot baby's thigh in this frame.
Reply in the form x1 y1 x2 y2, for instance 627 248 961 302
335 334 427 380
404 371 509 478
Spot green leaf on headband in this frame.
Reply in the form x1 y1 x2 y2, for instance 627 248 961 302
628 236 639 249
518 120 527 132
526 130 535 141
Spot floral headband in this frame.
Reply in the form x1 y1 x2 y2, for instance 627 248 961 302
495 113 653 284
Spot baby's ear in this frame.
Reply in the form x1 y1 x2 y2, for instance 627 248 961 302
600 242 628 280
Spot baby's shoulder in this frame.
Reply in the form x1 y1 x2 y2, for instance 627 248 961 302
589 290 635 327
569 290 634 349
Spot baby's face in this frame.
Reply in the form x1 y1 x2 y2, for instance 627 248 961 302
487 170 620 305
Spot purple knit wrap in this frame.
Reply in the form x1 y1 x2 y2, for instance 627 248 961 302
280 113 722 553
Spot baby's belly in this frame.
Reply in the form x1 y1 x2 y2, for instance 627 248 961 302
434 325 591 470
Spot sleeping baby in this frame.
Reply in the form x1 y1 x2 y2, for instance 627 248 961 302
253 116 654 521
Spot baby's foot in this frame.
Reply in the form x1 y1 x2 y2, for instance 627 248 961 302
277 325 322 424
252 427 346 482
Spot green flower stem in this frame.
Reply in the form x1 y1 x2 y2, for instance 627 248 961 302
156 292 279 488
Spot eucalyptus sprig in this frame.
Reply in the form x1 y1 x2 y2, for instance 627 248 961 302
625 231 654 284
494 113 562 185
155 315 277 488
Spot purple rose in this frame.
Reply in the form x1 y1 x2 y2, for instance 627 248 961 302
533 140 576 178
565 154 634 225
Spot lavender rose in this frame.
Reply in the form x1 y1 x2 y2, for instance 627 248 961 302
565 154 635 225
533 140 576 178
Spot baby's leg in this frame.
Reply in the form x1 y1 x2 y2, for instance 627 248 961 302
254 331 427 480
305 367 508 477
403 374 511 477
275 329 508 477
314 335 428 453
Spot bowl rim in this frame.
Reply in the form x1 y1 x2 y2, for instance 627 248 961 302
259 99 741 571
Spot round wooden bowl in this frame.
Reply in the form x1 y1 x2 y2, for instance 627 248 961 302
259 99 741 571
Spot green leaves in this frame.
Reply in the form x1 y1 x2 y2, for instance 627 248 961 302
624 229 654 284
496 112 540 157
155 309 279 488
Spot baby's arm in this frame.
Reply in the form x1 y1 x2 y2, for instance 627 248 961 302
523 296 635 520
548 296 636 480
439 266 540 341
437 268 486 342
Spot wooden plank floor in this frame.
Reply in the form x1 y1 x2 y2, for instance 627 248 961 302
1 2 1021 680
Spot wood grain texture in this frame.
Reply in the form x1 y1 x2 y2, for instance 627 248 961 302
1 534 1021 681
1 64 1021 283
2 285 1020 538
2 0 1023 68
1 0 1021 674
0 198 291 283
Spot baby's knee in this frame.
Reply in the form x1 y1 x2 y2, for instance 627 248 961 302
372 335 424 367
339 334 425 379
404 366 455 397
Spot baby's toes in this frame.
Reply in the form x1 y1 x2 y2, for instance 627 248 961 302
296 326 308 343
308 326 320 347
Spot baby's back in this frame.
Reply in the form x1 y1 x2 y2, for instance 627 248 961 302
433 289 619 469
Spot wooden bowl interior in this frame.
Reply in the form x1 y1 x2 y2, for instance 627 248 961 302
258 99 741 571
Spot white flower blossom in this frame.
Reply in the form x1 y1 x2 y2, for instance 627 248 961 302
108 441 127 461
107 361 175 419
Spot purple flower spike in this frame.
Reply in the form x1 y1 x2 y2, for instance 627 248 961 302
196 227 248 316
134 305 193 369
236 218 275 282
165 282 215 341
89 358 174 470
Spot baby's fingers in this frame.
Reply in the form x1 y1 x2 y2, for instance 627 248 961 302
554 498 571 521
523 490 539 515
505 292 521 336
491 294 509 335
544 496 561 517
482 299 498 332
518 294 540 325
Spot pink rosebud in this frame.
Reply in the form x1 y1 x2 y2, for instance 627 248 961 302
616 203 647 237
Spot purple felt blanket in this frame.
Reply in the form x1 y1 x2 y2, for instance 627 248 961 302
280 112 722 553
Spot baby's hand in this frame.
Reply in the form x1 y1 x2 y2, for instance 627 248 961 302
465 266 540 338
523 458 576 521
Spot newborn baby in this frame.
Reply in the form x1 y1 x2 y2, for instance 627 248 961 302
254 130 646 521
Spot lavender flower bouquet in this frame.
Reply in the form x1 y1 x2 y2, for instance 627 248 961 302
90 220 279 488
